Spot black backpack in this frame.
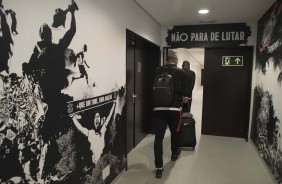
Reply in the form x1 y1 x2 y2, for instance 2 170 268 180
152 70 174 107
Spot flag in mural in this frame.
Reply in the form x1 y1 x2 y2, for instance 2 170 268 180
0 0 126 183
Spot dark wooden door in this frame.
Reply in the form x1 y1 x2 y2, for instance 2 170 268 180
134 37 149 146
126 32 135 153
126 30 160 153
202 47 253 139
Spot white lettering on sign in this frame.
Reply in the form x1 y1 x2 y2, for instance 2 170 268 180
191 32 208 41
210 32 219 41
77 101 85 109
91 98 98 105
86 100 91 107
170 31 246 43
222 31 245 41
99 97 105 103
180 33 188 41
104 94 113 101
171 32 188 42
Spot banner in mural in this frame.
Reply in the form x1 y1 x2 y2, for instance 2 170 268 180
0 0 126 183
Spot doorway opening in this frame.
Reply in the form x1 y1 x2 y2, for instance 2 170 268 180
166 48 204 137
164 47 253 140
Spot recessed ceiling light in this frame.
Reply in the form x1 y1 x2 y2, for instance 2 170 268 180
199 9 209 14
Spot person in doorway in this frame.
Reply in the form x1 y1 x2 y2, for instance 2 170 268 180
71 102 116 165
153 56 189 178
182 61 195 112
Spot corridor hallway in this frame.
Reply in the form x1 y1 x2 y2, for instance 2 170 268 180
113 86 276 184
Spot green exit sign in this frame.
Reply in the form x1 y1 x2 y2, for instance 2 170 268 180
222 56 243 66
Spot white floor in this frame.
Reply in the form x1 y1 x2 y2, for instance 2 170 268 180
112 86 277 184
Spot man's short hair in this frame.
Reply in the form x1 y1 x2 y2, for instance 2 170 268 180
167 56 178 63
182 61 190 67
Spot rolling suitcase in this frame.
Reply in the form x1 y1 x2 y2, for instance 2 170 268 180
178 112 196 150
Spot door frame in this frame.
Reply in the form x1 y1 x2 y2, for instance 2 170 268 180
163 46 253 141
126 29 160 154
202 46 253 141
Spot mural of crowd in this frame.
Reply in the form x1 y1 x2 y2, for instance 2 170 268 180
252 1 282 183
0 0 126 183
252 86 282 183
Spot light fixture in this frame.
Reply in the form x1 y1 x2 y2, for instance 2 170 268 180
199 9 209 14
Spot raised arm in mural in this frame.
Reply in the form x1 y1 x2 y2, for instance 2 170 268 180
71 102 116 164
28 0 77 69
0 0 18 74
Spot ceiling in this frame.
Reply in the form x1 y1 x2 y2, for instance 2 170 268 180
135 0 276 26
135 0 276 66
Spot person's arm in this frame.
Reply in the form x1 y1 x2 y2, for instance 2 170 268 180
71 115 88 136
58 10 76 49
84 60 90 68
181 71 189 103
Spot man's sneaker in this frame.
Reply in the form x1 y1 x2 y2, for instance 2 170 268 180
171 150 181 161
155 168 164 178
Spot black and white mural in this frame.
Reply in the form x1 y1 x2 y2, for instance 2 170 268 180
0 0 126 183
251 86 281 183
252 1 282 183
256 0 282 82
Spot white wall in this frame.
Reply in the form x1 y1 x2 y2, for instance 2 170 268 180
3 0 161 98
0 0 161 183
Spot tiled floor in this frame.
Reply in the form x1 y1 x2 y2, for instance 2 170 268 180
112 86 276 184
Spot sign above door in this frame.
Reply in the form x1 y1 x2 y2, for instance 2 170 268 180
165 23 251 48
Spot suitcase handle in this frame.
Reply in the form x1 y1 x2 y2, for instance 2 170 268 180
177 111 182 132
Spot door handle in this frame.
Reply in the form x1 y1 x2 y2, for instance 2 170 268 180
132 94 138 103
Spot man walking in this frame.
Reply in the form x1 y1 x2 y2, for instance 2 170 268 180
153 56 189 178
182 61 195 112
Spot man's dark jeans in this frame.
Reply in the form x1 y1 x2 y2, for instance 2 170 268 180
154 110 180 168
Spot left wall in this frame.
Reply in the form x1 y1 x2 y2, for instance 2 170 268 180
0 0 160 183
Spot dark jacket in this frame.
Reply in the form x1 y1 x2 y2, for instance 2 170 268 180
183 68 196 97
156 64 189 108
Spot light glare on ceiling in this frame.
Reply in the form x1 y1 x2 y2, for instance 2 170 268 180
199 9 209 14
